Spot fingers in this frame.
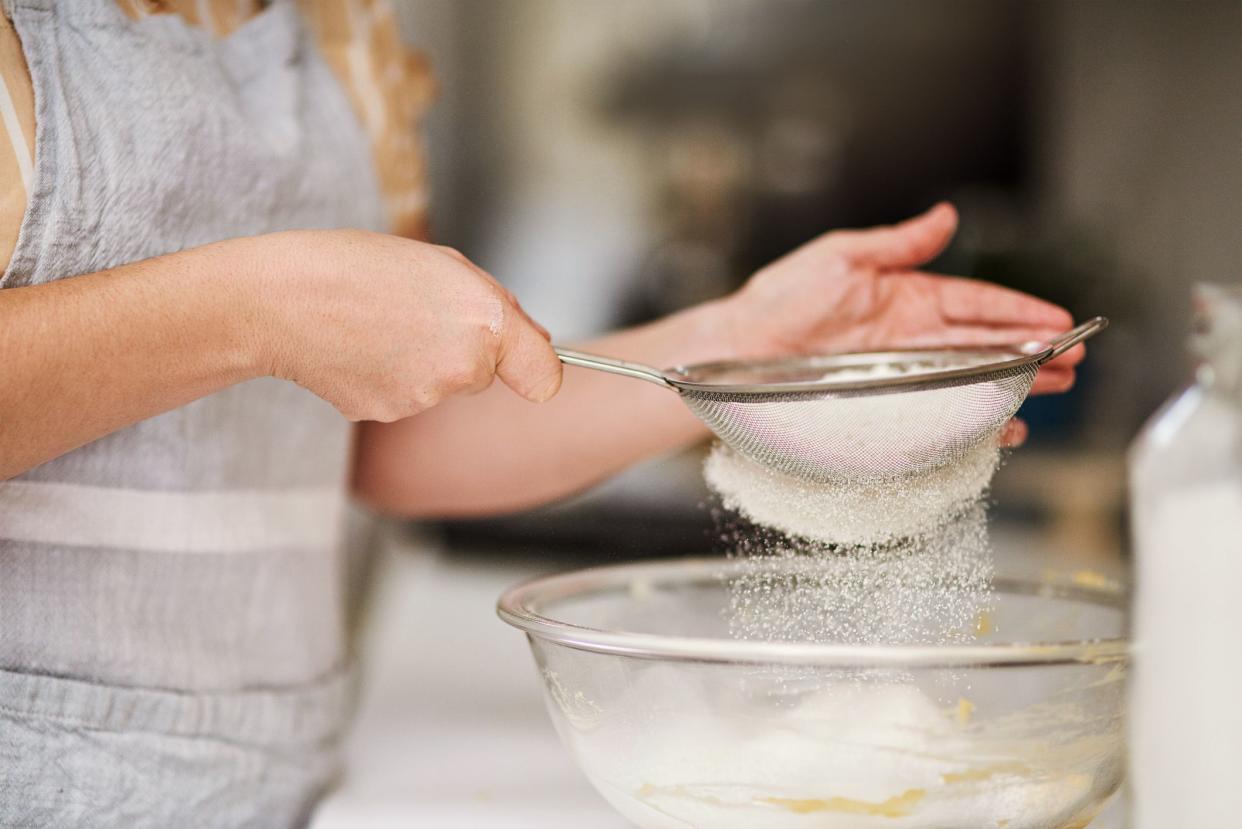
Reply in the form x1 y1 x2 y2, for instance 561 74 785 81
453 250 553 342
888 323 1069 350
436 246 561 401
1044 342 1085 370
999 418 1028 447
897 322 1080 394
929 274 1073 330
493 298 563 403
830 202 959 269
1031 366 1076 395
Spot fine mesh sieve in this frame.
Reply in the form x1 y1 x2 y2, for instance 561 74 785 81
556 317 1106 483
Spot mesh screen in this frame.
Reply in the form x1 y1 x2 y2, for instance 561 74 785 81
681 365 1039 483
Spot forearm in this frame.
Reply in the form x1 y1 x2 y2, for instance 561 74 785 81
352 299 747 517
352 203 1083 519
0 241 263 479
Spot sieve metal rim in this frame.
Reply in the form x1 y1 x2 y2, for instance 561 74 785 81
555 317 1106 398
667 349 1040 400
663 316 1106 397
497 556 1129 670
666 346 1044 398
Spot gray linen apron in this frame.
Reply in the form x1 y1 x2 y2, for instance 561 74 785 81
0 0 387 825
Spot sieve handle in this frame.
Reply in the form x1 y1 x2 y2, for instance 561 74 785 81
1041 316 1109 362
554 347 676 389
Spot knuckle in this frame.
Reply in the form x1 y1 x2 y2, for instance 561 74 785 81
472 297 506 343
435 244 468 263
349 387 425 424
439 366 476 393
372 407 403 424
444 353 495 393
336 396 371 423
472 354 499 387
409 387 440 413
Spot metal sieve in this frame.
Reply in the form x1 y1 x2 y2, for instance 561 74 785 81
556 316 1107 483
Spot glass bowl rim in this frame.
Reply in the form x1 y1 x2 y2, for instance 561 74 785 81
497 556 1129 669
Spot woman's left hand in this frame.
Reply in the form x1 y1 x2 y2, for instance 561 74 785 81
718 202 1082 397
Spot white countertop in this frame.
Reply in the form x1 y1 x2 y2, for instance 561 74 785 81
311 528 1125 828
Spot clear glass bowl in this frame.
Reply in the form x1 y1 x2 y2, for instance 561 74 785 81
498 557 1127 829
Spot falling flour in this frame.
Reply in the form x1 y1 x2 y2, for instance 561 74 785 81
705 442 1001 546
703 367 1005 648
718 500 994 647
634 361 1098 826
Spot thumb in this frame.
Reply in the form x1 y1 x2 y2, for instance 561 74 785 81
494 301 563 403
830 202 958 269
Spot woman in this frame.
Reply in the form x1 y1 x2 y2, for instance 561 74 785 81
0 1 1081 826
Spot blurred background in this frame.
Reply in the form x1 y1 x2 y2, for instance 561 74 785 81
382 0 1242 573
319 4 1242 824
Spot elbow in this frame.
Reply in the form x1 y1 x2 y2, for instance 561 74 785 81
351 466 422 519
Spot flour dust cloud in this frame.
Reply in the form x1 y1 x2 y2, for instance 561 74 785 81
706 441 1002 647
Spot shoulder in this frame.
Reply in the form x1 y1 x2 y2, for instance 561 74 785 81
0 13 35 278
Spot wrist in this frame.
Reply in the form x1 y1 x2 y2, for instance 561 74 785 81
210 233 292 383
676 291 774 364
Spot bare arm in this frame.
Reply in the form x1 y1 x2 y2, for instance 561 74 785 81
0 231 560 481
352 301 731 517
352 204 1084 518
0 241 263 479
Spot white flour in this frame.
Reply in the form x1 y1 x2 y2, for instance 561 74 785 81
719 499 993 647
705 442 1001 546
575 675 1107 829
704 362 1005 648
618 360 1106 827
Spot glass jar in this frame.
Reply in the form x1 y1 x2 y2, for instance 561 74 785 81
1129 283 1242 828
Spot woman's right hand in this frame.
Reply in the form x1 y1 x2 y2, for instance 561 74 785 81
248 230 563 422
